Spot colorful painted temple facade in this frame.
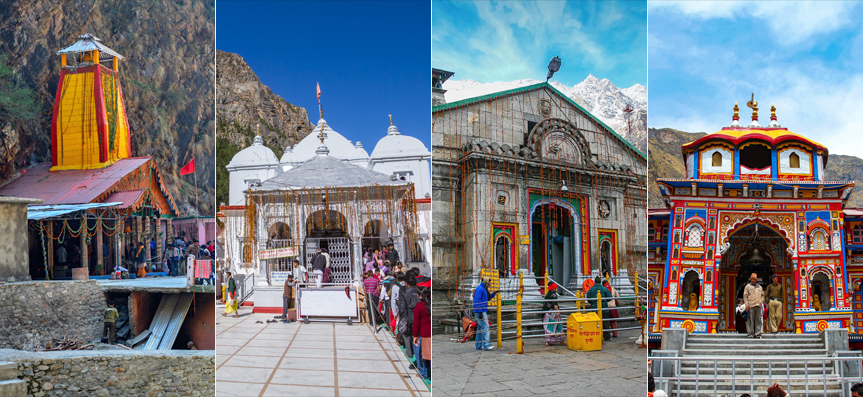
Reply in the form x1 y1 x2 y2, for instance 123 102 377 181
648 99 861 335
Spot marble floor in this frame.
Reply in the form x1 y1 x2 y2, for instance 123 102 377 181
215 305 430 397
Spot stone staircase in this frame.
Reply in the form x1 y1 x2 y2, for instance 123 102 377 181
0 362 25 397
653 331 861 397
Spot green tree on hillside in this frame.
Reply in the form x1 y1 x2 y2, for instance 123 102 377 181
0 53 40 123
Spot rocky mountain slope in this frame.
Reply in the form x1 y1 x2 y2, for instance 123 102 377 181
442 75 647 151
215 50 313 206
648 127 863 208
0 0 215 215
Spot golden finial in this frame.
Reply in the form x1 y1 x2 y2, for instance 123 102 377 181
771 103 777 121
389 114 393 126
256 122 259 134
746 93 759 120
733 101 739 121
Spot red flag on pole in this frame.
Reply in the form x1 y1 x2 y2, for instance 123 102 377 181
179 158 195 175
316 82 321 99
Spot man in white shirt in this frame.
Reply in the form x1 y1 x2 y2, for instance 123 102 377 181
292 259 308 287
56 244 68 267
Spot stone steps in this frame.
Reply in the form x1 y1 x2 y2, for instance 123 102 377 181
0 362 25 397
656 330 857 396
682 348 828 356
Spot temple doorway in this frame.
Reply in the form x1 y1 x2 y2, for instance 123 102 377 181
718 222 791 332
530 201 576 288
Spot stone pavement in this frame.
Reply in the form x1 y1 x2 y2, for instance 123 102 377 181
215 305 430 396
431 328 646 396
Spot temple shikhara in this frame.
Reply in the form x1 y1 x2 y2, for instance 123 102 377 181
647 97 861 336
0 33 180 279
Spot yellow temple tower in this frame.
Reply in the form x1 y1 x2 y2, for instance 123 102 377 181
51 33 131 170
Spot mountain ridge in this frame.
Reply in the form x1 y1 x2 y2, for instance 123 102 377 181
215 50 314 206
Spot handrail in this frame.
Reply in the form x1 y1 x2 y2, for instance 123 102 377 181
651 355 863 397
238 273 255 305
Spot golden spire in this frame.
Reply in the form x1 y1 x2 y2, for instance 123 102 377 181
389 114 393 126
746 93 759 121
733 101 739 121
771 103 777 120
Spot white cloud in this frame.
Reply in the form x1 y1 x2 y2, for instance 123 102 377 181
434 1 617 83
649 1 856 46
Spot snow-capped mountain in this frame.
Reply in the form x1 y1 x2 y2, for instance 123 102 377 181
442 75 647 152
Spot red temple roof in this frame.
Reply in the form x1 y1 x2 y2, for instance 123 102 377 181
0 157 178 216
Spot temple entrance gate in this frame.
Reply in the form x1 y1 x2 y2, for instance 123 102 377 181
718 222 794 333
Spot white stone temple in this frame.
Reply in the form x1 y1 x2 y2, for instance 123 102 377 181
220 117 431 304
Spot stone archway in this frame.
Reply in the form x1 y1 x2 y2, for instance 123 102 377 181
529 197 579 287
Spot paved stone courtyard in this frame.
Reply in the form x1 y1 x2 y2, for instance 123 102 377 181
431 328 646 396
215 305 430 396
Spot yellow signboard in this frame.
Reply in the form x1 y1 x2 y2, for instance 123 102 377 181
480 268 500 307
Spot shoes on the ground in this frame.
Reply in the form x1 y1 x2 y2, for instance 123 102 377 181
409 364 415 370
485 346 495 351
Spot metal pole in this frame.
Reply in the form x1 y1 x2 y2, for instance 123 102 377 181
597 291 603 340
516 272 523 354
496 285 502 349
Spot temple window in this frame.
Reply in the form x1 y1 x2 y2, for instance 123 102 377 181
810 228 828 251
789 152 800 168
685 224 704 248
853 224 863 244
712 152 722 167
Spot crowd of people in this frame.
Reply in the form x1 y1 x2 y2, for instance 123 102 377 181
359 243 432 382
254 243 431 382
113 236 215 278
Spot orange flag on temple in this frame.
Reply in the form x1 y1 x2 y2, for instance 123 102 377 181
179 158 195 176
316 82 321 99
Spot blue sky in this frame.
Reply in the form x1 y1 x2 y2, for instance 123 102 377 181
649 1 863 156
432 1 647 88
217 1 430 150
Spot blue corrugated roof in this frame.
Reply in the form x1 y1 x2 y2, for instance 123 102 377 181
28 202 121 220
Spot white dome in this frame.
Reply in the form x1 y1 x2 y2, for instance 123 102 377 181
370 124 430 159
279 145 297 165
282 119 369 167
353 141 370 159
227 135 279 168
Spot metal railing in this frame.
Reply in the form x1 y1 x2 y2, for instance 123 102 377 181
651 356 863 397
481 271 646 352
237 273 255 305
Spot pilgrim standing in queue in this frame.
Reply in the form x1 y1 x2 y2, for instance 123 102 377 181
744 273 765 339
766 274 783 334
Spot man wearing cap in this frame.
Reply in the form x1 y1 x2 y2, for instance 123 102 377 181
766 274 783 333
743 273 765 338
